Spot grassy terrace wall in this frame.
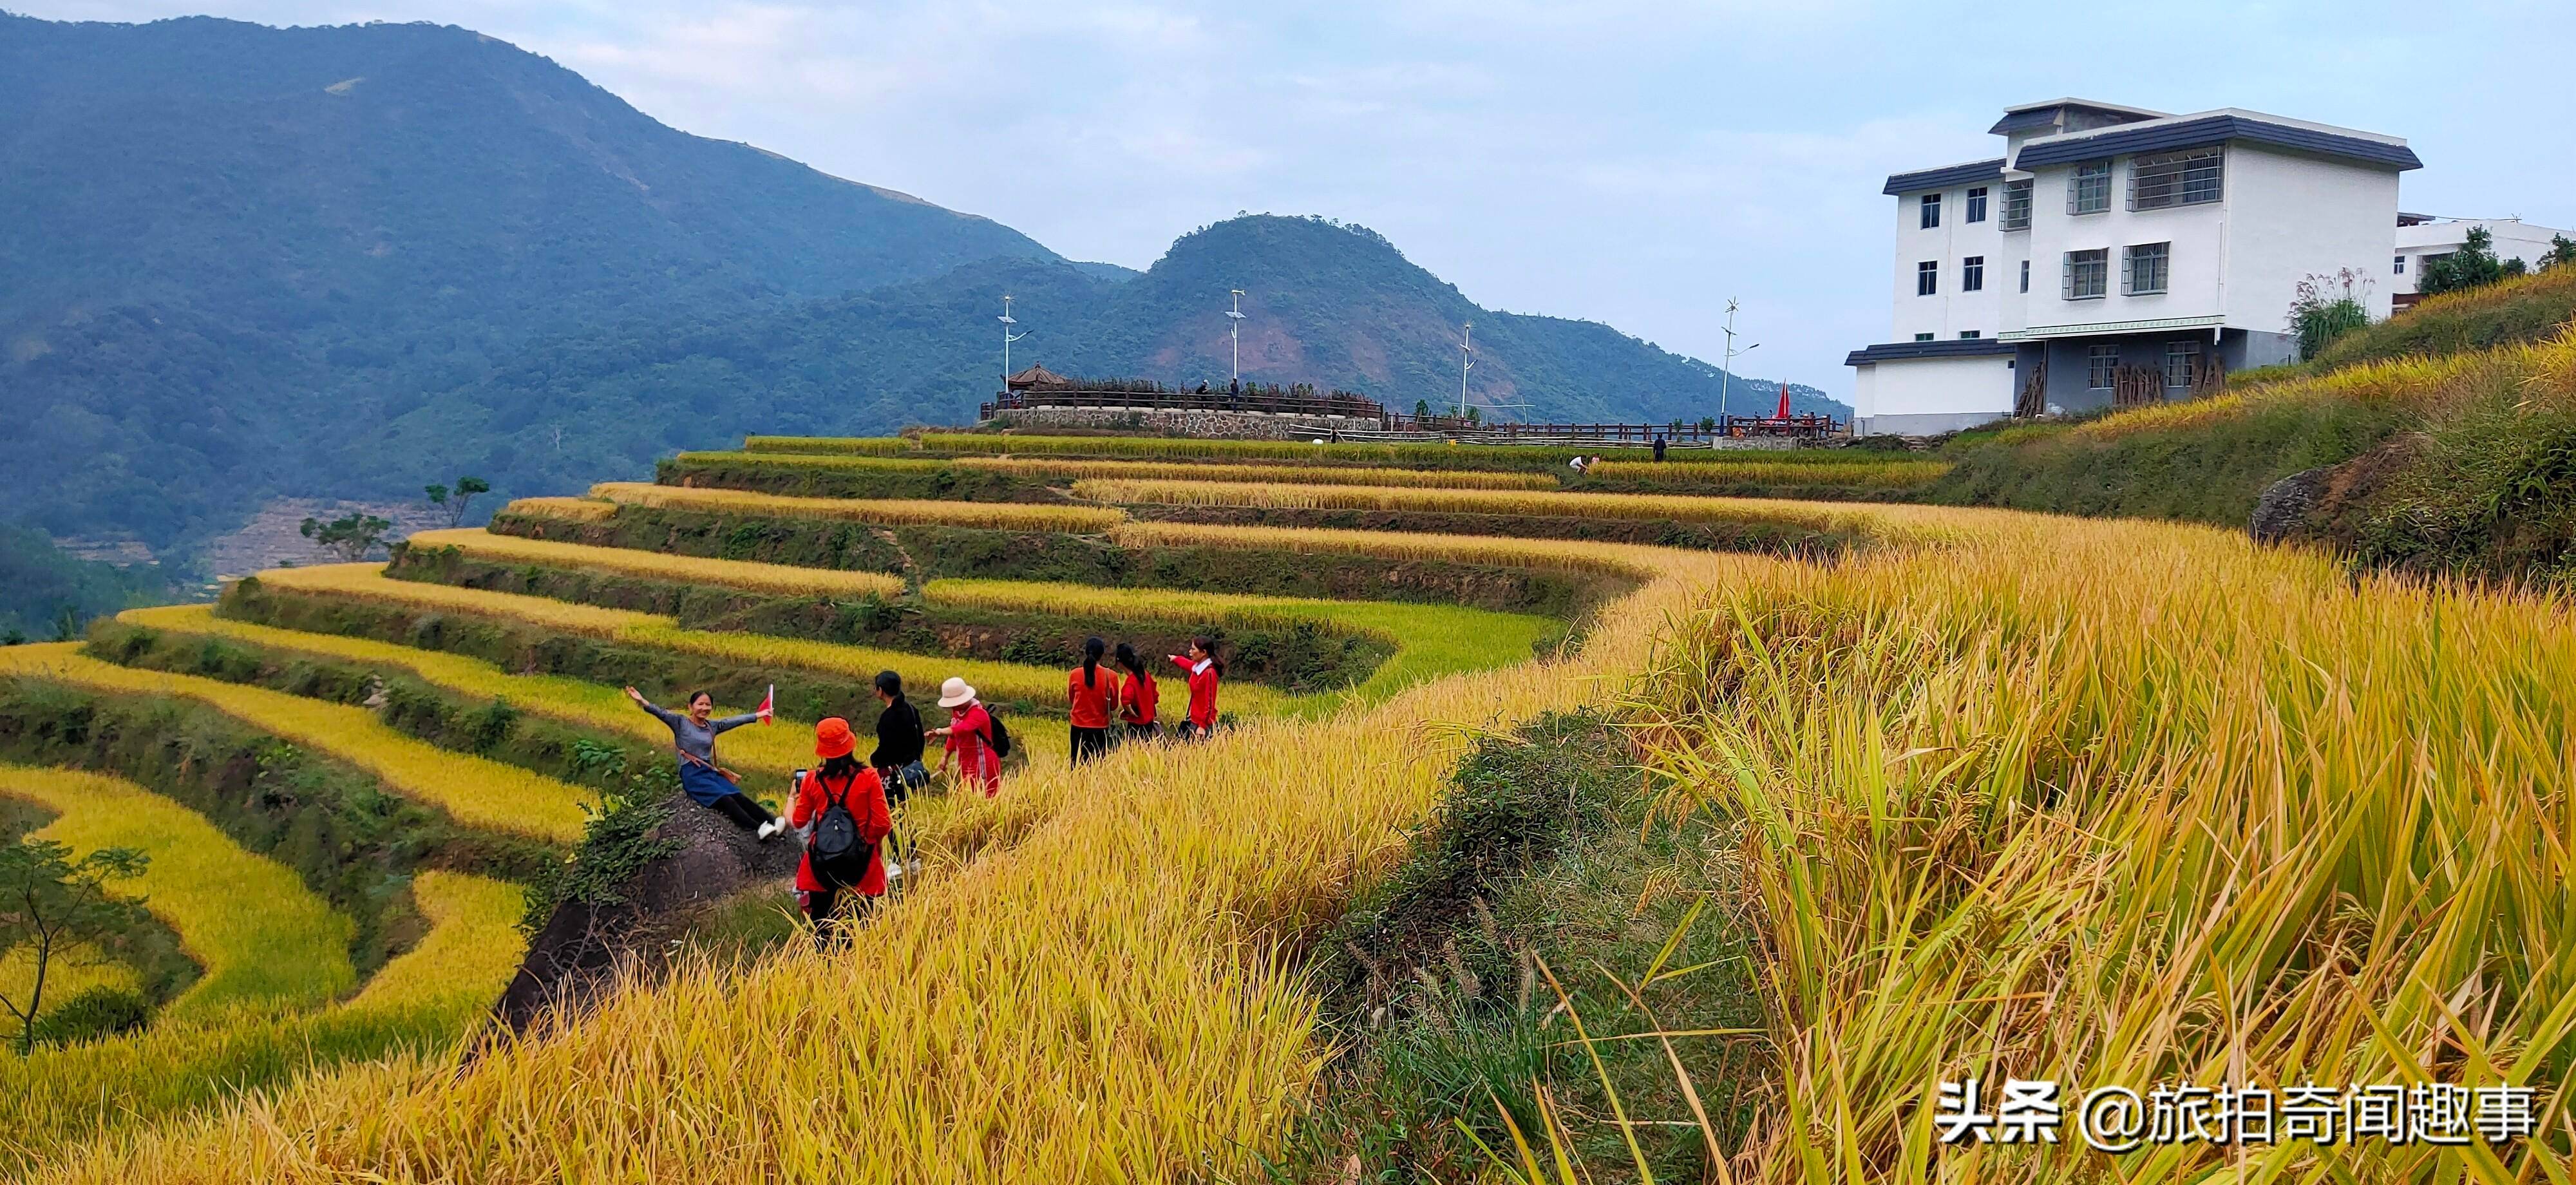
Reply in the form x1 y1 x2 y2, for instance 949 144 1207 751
384 544 1393 694
492 504 1628 619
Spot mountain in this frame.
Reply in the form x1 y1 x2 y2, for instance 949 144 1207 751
374 215 1844 499
0 13 1057 552
2 15 1838 562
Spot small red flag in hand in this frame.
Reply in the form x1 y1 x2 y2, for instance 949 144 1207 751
757 684 775 725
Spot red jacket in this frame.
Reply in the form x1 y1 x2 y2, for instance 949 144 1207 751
945 703 999 785
1169 655 1218 729
1119 669 1159 726
1068 665 1115 729
790 766 892 895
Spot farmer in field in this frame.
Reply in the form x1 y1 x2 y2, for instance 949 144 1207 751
624 686 785 839
868 670 927 803
1113 642 1159 742
787 717 890 950
1167 638 1224 740
1067 636 1115 766
927 677 1003 797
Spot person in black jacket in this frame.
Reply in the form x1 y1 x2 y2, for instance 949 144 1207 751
869 670 928 803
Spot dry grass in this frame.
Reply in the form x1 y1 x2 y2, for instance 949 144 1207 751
495 497 616 522
0 645 591 843
0 765 355 1019
584 482 1126 532
401 529 907 600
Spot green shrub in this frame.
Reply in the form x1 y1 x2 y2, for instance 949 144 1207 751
31 985 151 1048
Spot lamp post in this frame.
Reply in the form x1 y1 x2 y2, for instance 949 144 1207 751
1226 289 1246 388
1457 321 1474 419
999 295 1030 388
1718 299 1759 423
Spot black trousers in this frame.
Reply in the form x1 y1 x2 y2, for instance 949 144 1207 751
1124 723 1160 743
707 792 775 831
1070 726 1112 766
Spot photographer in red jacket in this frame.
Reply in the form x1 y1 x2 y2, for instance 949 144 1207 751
790 717 892 950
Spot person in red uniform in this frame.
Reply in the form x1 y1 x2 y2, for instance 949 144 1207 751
1113 641 1159 743
1166 636 1224 740
1066 636 1114 766
929 676 1002 797
788 717 891 951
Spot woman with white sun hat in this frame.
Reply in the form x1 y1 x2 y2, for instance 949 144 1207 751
925 676 1005 798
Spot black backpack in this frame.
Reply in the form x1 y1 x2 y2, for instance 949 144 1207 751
808 771 875 887
983 708 1013 759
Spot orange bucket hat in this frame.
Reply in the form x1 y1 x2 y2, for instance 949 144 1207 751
813 717 857 759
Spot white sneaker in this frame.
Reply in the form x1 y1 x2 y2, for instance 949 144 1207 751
756 819 784 841
884 862 903 881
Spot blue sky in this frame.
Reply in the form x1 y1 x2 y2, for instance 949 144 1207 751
23 0 2576 397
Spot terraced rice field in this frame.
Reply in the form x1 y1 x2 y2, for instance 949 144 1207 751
0 765 355 1018
578 482 1128 531
0 645 591 842
673 450 1562 491
10 430 2566 1184
401 527 907 599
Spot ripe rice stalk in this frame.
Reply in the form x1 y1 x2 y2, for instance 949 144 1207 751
115 605 818 781
923 579 1560 706
0 764 356 1019
911 433 1586 471
583 482 1127 532
496 497 616 522
0 645 591 843
672 451 947 475
245 566 1286 719
1073 477 1907 535
945 457 1559 490
1582 459 1952 488
401 529 906 600
345 871 526 1014
740 435 922 455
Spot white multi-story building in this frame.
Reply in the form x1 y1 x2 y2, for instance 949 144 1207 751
1846 99 2421 435
2392 214 2570 305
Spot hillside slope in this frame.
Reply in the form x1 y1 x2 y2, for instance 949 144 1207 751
379 216 1841 500
1926 265 2576 582
0 14 1056 550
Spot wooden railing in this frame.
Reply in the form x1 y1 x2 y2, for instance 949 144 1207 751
978 390 1842 441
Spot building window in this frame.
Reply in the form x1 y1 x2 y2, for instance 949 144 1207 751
1966 187 1989 223
2068 161 2112 215
2020 259 2031 292
1960 330 1982 339
2087 344 2119 390
2123 242 2171 295
2394 254 2407 275
1962 256 1985 292
1915 332 1936 341
2064 249 2110 299
2164 340 2201 389
1917 260 1938 296
1920 193 1941 229
2000 180 2034 231
2128 148 2223 210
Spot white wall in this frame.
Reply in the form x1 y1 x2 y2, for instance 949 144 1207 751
1888 180 2007 341
2222 147 2400 327
2393 219 2571 294
2021 156 2228 329
1853 354 2014 420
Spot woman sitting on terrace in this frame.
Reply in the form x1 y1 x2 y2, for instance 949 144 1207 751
625 686 786 840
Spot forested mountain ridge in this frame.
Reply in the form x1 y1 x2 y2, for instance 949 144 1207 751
384 214 1842 501
1 14 1834 569
0 12 1057 551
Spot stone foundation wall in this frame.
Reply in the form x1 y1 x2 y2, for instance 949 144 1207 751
985 406 1372 440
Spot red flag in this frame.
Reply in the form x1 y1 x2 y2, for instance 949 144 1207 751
757 684 774 725
1775 380 1792 421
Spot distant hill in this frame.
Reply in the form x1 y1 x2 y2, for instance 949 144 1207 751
0 13 1057 551
376 216 1842 500
1 14 1837 562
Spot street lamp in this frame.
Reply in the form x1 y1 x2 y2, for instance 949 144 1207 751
999 295 1030 387
1226 289 1246 388
1457 321 1474 419
1718 299 1759 422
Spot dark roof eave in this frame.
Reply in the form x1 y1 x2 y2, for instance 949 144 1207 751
2012 114 2421 171
1846 339 2019 366
1882 158 2007 196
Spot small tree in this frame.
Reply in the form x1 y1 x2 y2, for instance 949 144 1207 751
424 476 491 529
2418 227 2506 297
1698 415 1718 432
2289 269 2372 361
300 512 392 562
1414 399 1431 420
2543 234 2576 272
2 839 151 1056
50 605 82 643
1463 406 1481 424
